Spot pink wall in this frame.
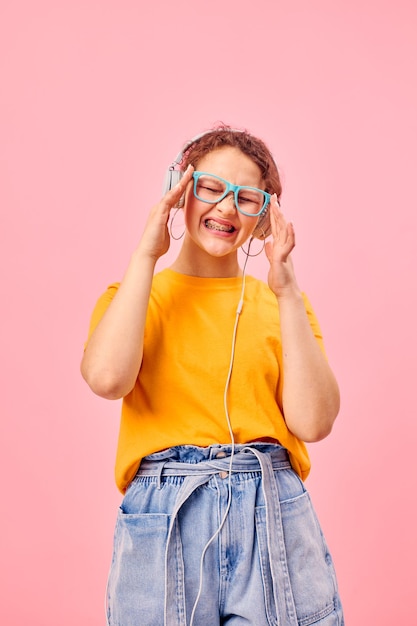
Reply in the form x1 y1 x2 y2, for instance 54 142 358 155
1 1 416 624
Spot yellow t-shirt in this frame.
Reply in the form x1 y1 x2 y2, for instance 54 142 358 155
87 269 325 492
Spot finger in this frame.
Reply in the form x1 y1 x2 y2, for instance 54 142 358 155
269 211 295 262
269 194 280 239
276 206 289 239
287 221 295 248
163 164 194 207
270 196 289 244
264 240 273 264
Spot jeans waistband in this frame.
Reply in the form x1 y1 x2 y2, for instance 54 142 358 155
138 445 298 626
138 444 291 479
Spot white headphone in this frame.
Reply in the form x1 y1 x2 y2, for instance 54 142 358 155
163 129 273 239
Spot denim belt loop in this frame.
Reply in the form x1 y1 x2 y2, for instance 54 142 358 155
156 460 167 490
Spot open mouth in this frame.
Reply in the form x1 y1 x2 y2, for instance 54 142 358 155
204 219 236 233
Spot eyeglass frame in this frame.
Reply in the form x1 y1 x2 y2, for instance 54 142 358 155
191 171 271 217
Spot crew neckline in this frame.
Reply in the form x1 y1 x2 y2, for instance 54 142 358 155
159 267 253 288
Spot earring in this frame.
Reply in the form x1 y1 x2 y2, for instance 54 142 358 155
241 229 266 257
169 208 185 240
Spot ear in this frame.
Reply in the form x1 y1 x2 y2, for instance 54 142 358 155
251 206 271 239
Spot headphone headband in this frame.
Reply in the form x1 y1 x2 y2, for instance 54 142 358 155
169 128 245 171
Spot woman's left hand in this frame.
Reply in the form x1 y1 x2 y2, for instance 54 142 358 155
265 194 300 297
264 193 340 441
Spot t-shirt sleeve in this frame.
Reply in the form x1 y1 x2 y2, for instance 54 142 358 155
301 292 326 356
84 282 120 348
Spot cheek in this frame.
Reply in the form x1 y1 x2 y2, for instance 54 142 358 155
183 194 205 224
182 202 202 236
182 182 194 207
241 215 259 234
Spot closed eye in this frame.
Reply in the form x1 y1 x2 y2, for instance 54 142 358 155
239 195 258 204
197 183 224 195
202 185 221 193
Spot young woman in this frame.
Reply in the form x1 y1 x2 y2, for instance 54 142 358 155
81 126 344 625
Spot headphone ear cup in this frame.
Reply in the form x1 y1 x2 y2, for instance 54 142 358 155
252 206 271 240
162 168 183 194
162 168 185 207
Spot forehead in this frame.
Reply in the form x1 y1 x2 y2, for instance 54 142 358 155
195 146 263 186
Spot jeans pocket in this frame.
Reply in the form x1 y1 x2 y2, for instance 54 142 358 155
107 511 170 626
256 492 341 626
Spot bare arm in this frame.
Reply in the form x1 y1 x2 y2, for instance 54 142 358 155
265 195 340 442
80 166 194 399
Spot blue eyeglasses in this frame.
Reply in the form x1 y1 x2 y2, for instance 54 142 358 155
192 171 271 217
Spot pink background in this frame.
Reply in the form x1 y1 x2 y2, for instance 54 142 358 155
1 0 416 624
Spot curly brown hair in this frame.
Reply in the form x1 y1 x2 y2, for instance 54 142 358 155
180 124 282 199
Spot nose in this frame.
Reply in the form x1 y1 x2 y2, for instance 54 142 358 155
216 192 237 213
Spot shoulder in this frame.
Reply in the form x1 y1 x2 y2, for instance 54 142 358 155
246 276 319 315
245 276 278 307
245 276 324 340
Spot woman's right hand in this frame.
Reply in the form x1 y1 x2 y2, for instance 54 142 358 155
81 165 195 399
137 164 194 261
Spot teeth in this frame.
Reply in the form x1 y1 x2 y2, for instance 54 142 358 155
205 219 234 233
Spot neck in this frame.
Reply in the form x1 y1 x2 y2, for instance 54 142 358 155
170 238 242 278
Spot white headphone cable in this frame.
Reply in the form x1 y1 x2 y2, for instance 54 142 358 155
189 242 251 625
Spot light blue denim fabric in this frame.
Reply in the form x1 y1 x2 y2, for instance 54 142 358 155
106 444 344 626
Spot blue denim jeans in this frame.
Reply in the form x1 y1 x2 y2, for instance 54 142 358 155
106 444 344 626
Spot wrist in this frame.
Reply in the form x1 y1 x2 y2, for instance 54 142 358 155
131 247 159 269
274 285 303 303
270 276 302 300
